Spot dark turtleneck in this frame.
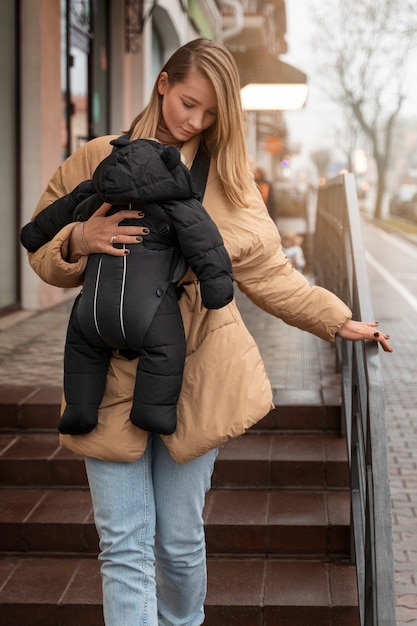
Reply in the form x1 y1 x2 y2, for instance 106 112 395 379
155 121 184 148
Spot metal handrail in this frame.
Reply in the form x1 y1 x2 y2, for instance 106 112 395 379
315 173 395 626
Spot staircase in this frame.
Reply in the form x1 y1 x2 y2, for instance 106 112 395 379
0 379 359 625
205 395 359 626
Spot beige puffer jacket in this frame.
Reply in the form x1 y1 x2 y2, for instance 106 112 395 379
29 135 352 463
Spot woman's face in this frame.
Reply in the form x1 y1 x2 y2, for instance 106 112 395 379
157 68 218 143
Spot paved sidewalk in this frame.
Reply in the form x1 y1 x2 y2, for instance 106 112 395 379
366 271 417 625
0 298 71 387
0 284 331 392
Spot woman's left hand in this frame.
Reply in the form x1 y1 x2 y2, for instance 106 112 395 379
337 320 392 352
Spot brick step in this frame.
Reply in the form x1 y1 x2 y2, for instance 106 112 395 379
0 487 349 558
0 431 348 490
0 556 358 626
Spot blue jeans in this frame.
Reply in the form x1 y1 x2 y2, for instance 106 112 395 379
85 434 218 626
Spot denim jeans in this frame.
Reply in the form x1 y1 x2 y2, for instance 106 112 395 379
85 434 218 626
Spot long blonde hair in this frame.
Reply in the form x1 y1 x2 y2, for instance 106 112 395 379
128 39 254 207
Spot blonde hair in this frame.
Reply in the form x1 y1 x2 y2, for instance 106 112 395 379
128 39 254 207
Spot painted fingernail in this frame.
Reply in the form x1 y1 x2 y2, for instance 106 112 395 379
138 211 145 217
124 249 130 255
373 332 380 338
142 228 150 234
136 236 143 242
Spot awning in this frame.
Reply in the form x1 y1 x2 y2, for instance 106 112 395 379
232 50 308 111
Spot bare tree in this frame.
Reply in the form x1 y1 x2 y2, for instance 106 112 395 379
311 0 417 219
310 148 333 180
333 111 364 174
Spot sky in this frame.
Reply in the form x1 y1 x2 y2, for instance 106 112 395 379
280 0 417 165
280 0 340 158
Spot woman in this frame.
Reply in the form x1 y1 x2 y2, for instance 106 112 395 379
254 166 276 219
28 39 391 626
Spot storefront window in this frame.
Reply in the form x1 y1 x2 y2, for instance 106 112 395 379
61 0 109 157
65 0 90 155
91 0 109 138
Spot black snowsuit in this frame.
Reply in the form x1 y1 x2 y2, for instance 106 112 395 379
21 137 234 435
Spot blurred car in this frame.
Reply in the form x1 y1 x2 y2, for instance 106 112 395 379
389 184 417 222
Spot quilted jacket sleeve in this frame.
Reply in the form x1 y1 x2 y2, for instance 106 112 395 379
233 213 352 341
201 173 352 342
20 180 95 253
163 198 234 310
28 136 116 288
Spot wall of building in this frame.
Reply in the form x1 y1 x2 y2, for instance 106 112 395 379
20 0 63 310
0 0 18 311
17 0 214 313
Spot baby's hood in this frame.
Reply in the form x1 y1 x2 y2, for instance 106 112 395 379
93 136 197 203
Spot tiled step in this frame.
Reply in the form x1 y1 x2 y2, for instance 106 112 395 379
213 431 349 489
0 487 349 558
0 431 348 490
0 556 359 626
0 386 358 623
255 400 341 432
0 386 341 434
0 433 87 487
204 489 350 557
205 558 359 626
0 557 103 626
0 385 62 431
0 489 98 556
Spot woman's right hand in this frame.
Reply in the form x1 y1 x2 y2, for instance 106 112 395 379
83 202 149 256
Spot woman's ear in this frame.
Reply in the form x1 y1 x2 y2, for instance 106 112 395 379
157 71 169 96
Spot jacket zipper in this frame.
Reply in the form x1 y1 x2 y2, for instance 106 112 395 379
120 251 127 342
93 206 130 343
119 203 131 343
93 258 103 338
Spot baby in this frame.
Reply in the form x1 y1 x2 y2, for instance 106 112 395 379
281 231 306 272
21 137 234 436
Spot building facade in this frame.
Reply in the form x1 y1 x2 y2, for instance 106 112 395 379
2 0 301 315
